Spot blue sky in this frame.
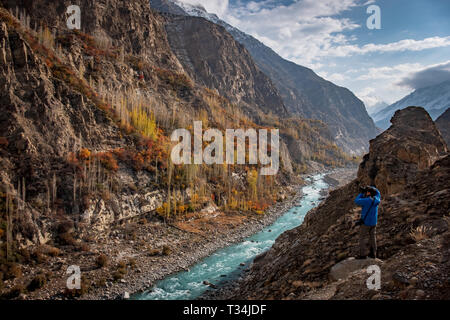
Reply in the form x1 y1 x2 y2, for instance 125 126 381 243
176 0 450 111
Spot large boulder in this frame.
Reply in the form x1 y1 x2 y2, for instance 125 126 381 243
329 257 383 281
358 107 447 195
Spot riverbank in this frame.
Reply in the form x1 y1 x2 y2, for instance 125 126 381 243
90 168 354 300
199 167 357 300
11 177 305 300
10 168 355 300
84 182 307 299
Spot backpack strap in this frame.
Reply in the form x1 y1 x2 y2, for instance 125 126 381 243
361 198 375 224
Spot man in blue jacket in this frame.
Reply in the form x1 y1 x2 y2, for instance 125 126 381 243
354 186 381 259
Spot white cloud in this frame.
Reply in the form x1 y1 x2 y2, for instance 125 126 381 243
317 71 347 83
334 36 450 57
356 87 383 108
206 0 450 68
352 60 450 107
397 60 450 89
222 0 362 67
356 63 423 81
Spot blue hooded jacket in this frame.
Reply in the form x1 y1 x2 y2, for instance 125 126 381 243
354 187 381 226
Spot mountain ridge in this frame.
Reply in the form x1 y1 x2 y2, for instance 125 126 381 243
373 80 450 129
150 0 378 154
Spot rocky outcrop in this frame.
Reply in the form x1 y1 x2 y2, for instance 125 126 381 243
358 107 447 195
226 107 449 300
436 108 450 146
1 0 183 71
82 190 164 231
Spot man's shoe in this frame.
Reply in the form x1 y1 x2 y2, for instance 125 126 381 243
356 255 367 260
368 252 376 259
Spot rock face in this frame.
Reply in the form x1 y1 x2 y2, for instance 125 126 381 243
358 107 447 195
2 0 183 70
163 15 288 120
150 0 378 154
227 107 449 300
436 108 450 146
0 0 192 239
0 16 125 241
82 190 164 231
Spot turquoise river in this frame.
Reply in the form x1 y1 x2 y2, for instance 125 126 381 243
134 174 328 300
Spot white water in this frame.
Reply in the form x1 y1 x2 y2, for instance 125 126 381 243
134 174 328 300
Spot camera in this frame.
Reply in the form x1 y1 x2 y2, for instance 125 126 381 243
359 185 370 194
359 185 375 196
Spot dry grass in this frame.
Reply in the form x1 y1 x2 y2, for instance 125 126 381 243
409 225 431 242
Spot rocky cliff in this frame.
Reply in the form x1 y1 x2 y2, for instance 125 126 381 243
358 107 447 195
163 14 288 120
0 0 195 240
225 107 449 300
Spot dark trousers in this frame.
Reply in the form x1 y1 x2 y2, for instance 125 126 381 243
359 225 377 257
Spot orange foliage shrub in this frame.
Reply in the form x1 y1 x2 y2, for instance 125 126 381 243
95 152 119 172
79 148 91 160
132 153 144 171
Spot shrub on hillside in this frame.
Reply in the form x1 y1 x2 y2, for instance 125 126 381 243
95 254 108 268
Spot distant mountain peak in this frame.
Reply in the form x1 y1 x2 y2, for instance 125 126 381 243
373 80 450 130
173 0 208 14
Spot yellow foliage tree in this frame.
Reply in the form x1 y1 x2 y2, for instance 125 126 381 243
130 108 157 141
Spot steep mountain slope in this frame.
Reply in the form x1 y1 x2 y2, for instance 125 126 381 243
149 0 378 154
373 80 450 130
0 0 190 244
367 101 388 117
436 108 450 145
224 107 449 300
162 14 288 120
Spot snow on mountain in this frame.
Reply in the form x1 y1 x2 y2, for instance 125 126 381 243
373 80 450 130
152 0 254 42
